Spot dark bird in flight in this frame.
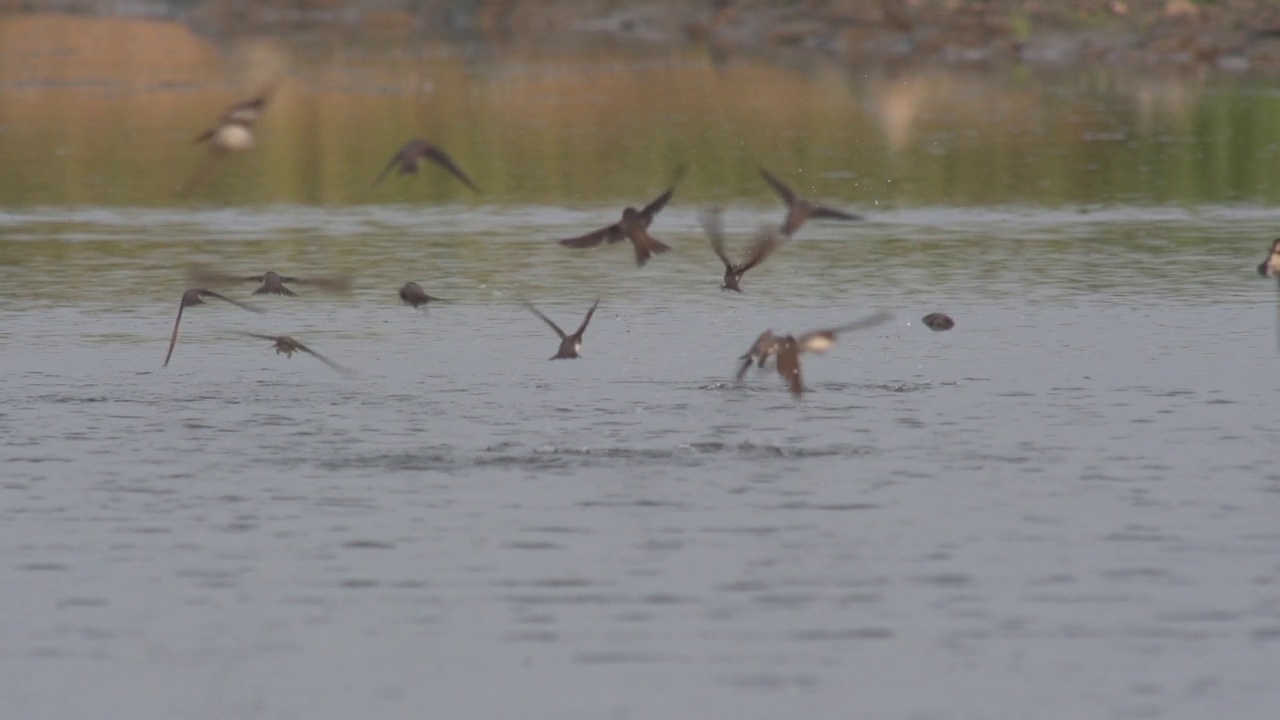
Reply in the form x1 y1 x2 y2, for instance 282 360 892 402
187 265 352 296
758 166 863 237
240 333 352 375
371 139 479 192
921 313 955 331
163 288 263 367
735 311 892 399
524 298 600 360
399 282 446 308
558 171 685 266
700 208 783 292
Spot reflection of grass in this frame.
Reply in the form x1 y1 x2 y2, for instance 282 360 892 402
1 14 1275 211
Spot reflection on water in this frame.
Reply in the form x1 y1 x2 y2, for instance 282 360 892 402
3 13 1280 720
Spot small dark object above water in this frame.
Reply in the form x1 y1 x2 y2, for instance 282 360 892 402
736 311 892 400
399 282 446 308
700 207 782 292
241 333 351 375
922 313 955 331
525 298 600 360
163 288 263 368
1257 238 1280 277
371 139 479 192
188 265 352 297
758 166 863 237
557 171 683 267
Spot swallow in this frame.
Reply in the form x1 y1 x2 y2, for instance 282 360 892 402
735 311 892 399
700 208 782 292
163 288 263 367
1258 238 1280 278
187 265 352 296
922 313 955 331
524 298 600 360
398 282 446 308
558 172 684 266
193 87 274 155
240 333 352 375
758 167 863 237
371 139 479 192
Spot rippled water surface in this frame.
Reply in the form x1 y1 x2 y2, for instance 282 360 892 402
3 17 1280 720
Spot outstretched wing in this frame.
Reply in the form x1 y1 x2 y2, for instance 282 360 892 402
758 167 797 206
638 187 675 227
524 303 568 340
737 226 782 274
809 204 863 222
572 298 600 340
700 208 733 269
370 148 407 189
416 143 479 192
199 290 264 314
163 301 187 367
797 311 892 354
295 341 353 376
558 224 624 248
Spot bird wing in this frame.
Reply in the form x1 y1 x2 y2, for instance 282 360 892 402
417 143 480 193
758 167 797 206
558 224 624 248
240 332 281 342
370 148 407 189
638 186 676 227
162 301 187 367
797 311 892 353
572 298 600 340
525 303 568 340
199 289 264 313
736 226 783 274
809 204 863 222
296 341 353 376
736 331 775 381
700 208 733 269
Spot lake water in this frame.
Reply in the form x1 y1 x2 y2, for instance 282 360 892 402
2 15 1280 720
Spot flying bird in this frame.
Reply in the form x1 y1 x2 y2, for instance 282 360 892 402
558 170 685 267
399 282 446 308
921 313 955 331
240 333 352 375
187 265 352 296
524 298 600 360
371 139 479 192
735 311 892 399
193 86 274 155
700 208 783 292
758 166 863 237
182 85 276 194
163 288 263 367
